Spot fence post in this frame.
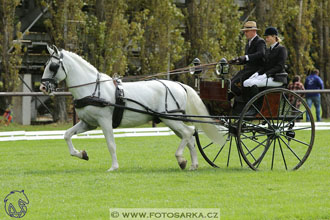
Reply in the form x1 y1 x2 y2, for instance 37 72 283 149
12 74 32 125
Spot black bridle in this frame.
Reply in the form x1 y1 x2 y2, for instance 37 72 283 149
41 51 68 93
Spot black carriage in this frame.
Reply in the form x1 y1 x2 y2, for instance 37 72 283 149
190 59 315 171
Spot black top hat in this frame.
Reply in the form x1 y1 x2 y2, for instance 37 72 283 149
264 27 278 36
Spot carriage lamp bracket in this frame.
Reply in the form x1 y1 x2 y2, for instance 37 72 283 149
189 58 202 89
216 58 229 76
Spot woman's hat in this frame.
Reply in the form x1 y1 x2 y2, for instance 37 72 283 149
241 21 260 31
264 27 278 36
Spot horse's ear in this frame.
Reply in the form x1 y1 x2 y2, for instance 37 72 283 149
47 45 54 55
53 45 59 55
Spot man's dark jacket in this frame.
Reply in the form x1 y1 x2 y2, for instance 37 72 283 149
243 35 266 69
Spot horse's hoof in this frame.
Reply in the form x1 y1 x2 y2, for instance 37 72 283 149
81 150 89 161
189 164 198 171
107 167 119 172
179 160 187 170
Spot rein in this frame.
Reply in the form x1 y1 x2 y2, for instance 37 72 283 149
65 62 217 90
67 79 113 89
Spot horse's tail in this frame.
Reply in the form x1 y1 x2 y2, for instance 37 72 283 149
183 84 226 146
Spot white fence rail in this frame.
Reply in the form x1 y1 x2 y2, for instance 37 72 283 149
0 127 176 142
0 123 329 142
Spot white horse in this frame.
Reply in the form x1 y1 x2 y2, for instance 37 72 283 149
40 45 225 171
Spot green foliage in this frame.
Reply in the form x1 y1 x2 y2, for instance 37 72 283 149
184 0 242 63
39 0 327 84
131 0 186 75
285 0 316 76
251 0 317 77
0 0 22 98
42 0 85 50
23 0 330 85
182 0 243 81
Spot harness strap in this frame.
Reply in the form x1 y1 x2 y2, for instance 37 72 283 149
73 96 223 124
92 72 101 97
155 80 185 114
112 79 125 128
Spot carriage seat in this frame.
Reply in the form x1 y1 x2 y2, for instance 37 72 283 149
267 72 288 86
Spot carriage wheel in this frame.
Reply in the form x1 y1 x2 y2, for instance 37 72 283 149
195 117 244 168
237 88 315 171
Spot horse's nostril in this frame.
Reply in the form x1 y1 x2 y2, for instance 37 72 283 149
40 84 46 91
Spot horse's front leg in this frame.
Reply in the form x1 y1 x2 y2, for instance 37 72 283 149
99 120 119 171
64 120 96 160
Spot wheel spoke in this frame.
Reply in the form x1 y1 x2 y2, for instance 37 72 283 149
244 137 269 157
203 142 213 150
276 92 284 127
271 138 276 170
226 136 233 166
264 94 275 125
279 136 302 162
241 133 269 150
240 140 258 162
278 138 288 170
255 138 273 168
280 133 310 146
236 137 243 167
287 126 313 132
212 136 230 163
251 105 275 130
283 110 307 128
278 94 294 128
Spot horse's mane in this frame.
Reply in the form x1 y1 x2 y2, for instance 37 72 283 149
63 50 99 73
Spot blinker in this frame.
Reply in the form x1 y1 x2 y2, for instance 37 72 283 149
49 62 60 73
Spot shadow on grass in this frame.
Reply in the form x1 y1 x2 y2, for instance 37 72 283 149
14 165 254 177
109 165 253 174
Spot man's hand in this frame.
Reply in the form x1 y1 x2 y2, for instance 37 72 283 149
228 56 246 65
238 55 246 63
228 58 238 64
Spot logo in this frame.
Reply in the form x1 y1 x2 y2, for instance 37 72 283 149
4 190 29 218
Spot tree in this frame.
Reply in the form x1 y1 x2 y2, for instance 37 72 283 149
131 0 186 76
183 0 243 83
82 0 141 76
285 0 316 76
0 0 22 107
185 0 242 63
313 0 330 118
42 0 85 122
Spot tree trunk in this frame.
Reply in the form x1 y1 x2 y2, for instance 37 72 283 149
321 94 330 118
96 0 105 21
255 0 267 27
321 0 330 118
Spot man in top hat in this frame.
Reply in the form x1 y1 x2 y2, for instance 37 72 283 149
229 21 266 100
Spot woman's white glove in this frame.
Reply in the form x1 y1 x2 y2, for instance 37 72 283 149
250 72 259 78
260 74 267 79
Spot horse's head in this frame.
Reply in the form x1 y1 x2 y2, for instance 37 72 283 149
40 45 68 95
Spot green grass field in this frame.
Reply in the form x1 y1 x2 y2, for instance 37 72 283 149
0 130 329 220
